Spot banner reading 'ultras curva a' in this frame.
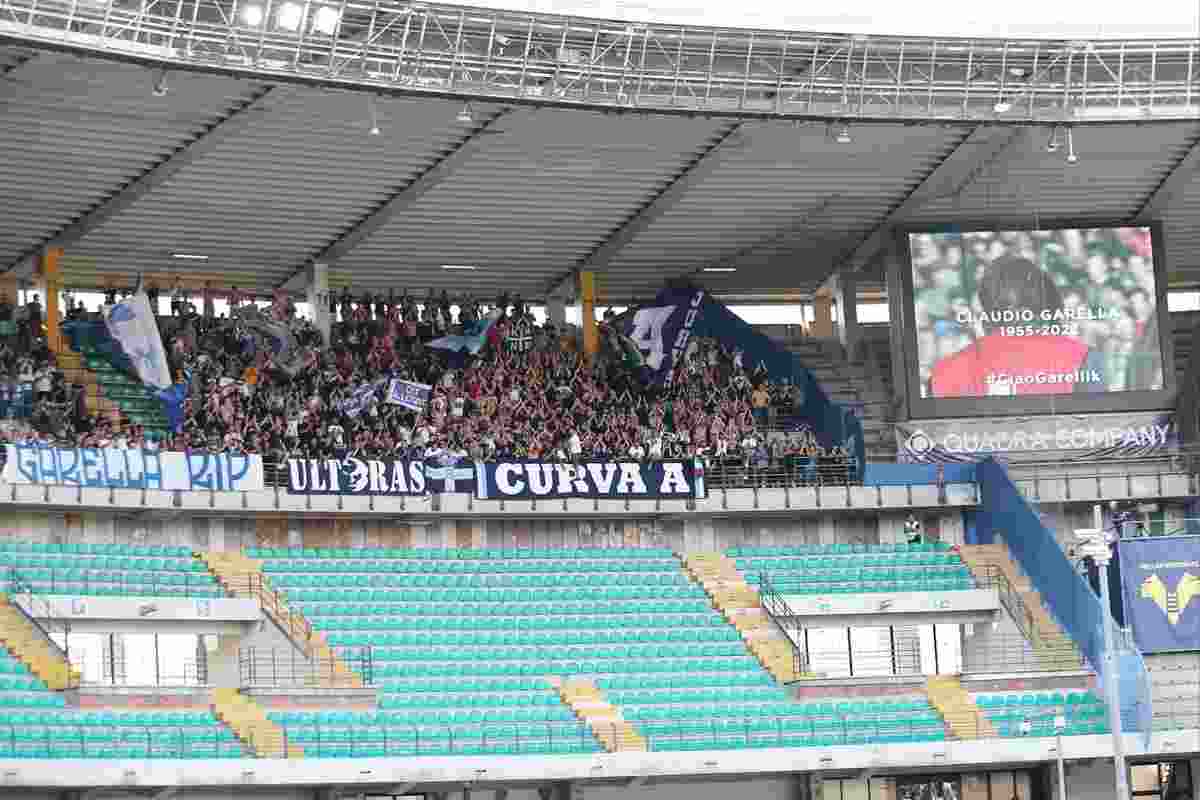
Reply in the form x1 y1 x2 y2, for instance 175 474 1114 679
908 226 1164 400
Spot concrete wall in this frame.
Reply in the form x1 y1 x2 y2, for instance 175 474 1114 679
581 776 803 800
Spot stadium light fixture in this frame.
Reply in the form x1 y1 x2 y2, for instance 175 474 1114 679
171 253 209 261
274 1 303 32
311 5 339 34
993 98 1012 113
702 267 737 273
1046 126 1062 152
152 70 169 97
241 3 264 25
456 103 475 124
834 123 852 144
441 265 479 271
368 96 381 136
1065 128 1078 165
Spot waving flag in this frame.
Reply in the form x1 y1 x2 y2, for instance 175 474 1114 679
429 310 501 355
104 282 171 390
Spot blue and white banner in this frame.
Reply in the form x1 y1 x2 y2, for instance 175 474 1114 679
429 310 501 355
338 379 386 419
2 445 264 492
386 379 432 412
476 460 705 500
1119 536 1200 653
285 457 475 496
104 286 171 390
623 290 704 386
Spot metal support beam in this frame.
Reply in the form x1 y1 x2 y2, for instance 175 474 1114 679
386 783 416 796
4 86 275 278
546 121 744 296
1131 132 1200 223
702 196 840 272
280 108 512 291
822 125 1027 281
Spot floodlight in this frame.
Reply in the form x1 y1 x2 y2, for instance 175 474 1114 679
456 103 475 124
311 5 339 34
241 3 264 25
275 1 303 31
834 124 852 144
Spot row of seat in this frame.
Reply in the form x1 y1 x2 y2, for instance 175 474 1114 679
272 573 692 588
974 691 1102 708
606 687 789 705
263 559 681 574
645 731 948 750
12 581 225 599
273 702 567 724
0 711 230 727
323 627 739 647
0 742 246 759
278 719 590 735
0 555 207 572
0 543 195 557
281 583 703 600
728 543 952 556
369 658 761 679
738 554 965 570
250 547 675 560
341 643 749 662
300 602 715 619
383 672 773 694
289 739 602 757
993 720 1110 737
313 610 727 632
286 585 700 604
764 578 975 594
619 697 934 717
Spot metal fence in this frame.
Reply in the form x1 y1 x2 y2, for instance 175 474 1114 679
239 646 373 689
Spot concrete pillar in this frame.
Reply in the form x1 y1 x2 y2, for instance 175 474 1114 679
439 519 456 548
811 288 835 339
683 518 715 552
546 295 567 327
208 517 226 553
835 271 859 358
579 271 598 361
38 246 62 351
817 515 837 545
208 633 241 686
306 261 331 345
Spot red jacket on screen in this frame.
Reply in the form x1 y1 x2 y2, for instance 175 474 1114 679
929 334 1091 397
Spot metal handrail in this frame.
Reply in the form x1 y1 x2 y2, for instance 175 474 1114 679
755 575 808 679
4 567 74 673
226 573 315 656
239 645 373 688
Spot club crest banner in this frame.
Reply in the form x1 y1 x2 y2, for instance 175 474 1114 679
475 460 706 500
1119 536 1200 653
386 379 432 412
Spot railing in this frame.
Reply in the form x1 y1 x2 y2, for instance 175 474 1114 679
239 646 373 689
4 568 77 683
0 724 247 758
752 566 1087 677
0 567 220 600
220 572 315 657
756 575 808 679
68 652 205 688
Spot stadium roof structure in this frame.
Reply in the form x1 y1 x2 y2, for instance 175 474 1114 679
0 0 1198 303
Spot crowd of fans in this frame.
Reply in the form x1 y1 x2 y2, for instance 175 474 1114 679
0 285 857 485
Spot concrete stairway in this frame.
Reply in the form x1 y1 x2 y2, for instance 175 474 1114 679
926 675 997 740
682 553 807 683
212 687 303 758
199 551 362 688
551 677 645 752
958 544 1084 671
0 596 79 690
54 349 123 426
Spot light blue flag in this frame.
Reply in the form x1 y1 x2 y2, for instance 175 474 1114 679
105 284 171 390
428 310 502 355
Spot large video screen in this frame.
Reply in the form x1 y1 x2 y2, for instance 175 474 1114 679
909 226 1163 400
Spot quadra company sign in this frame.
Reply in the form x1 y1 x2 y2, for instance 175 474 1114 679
897 414 1174 460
